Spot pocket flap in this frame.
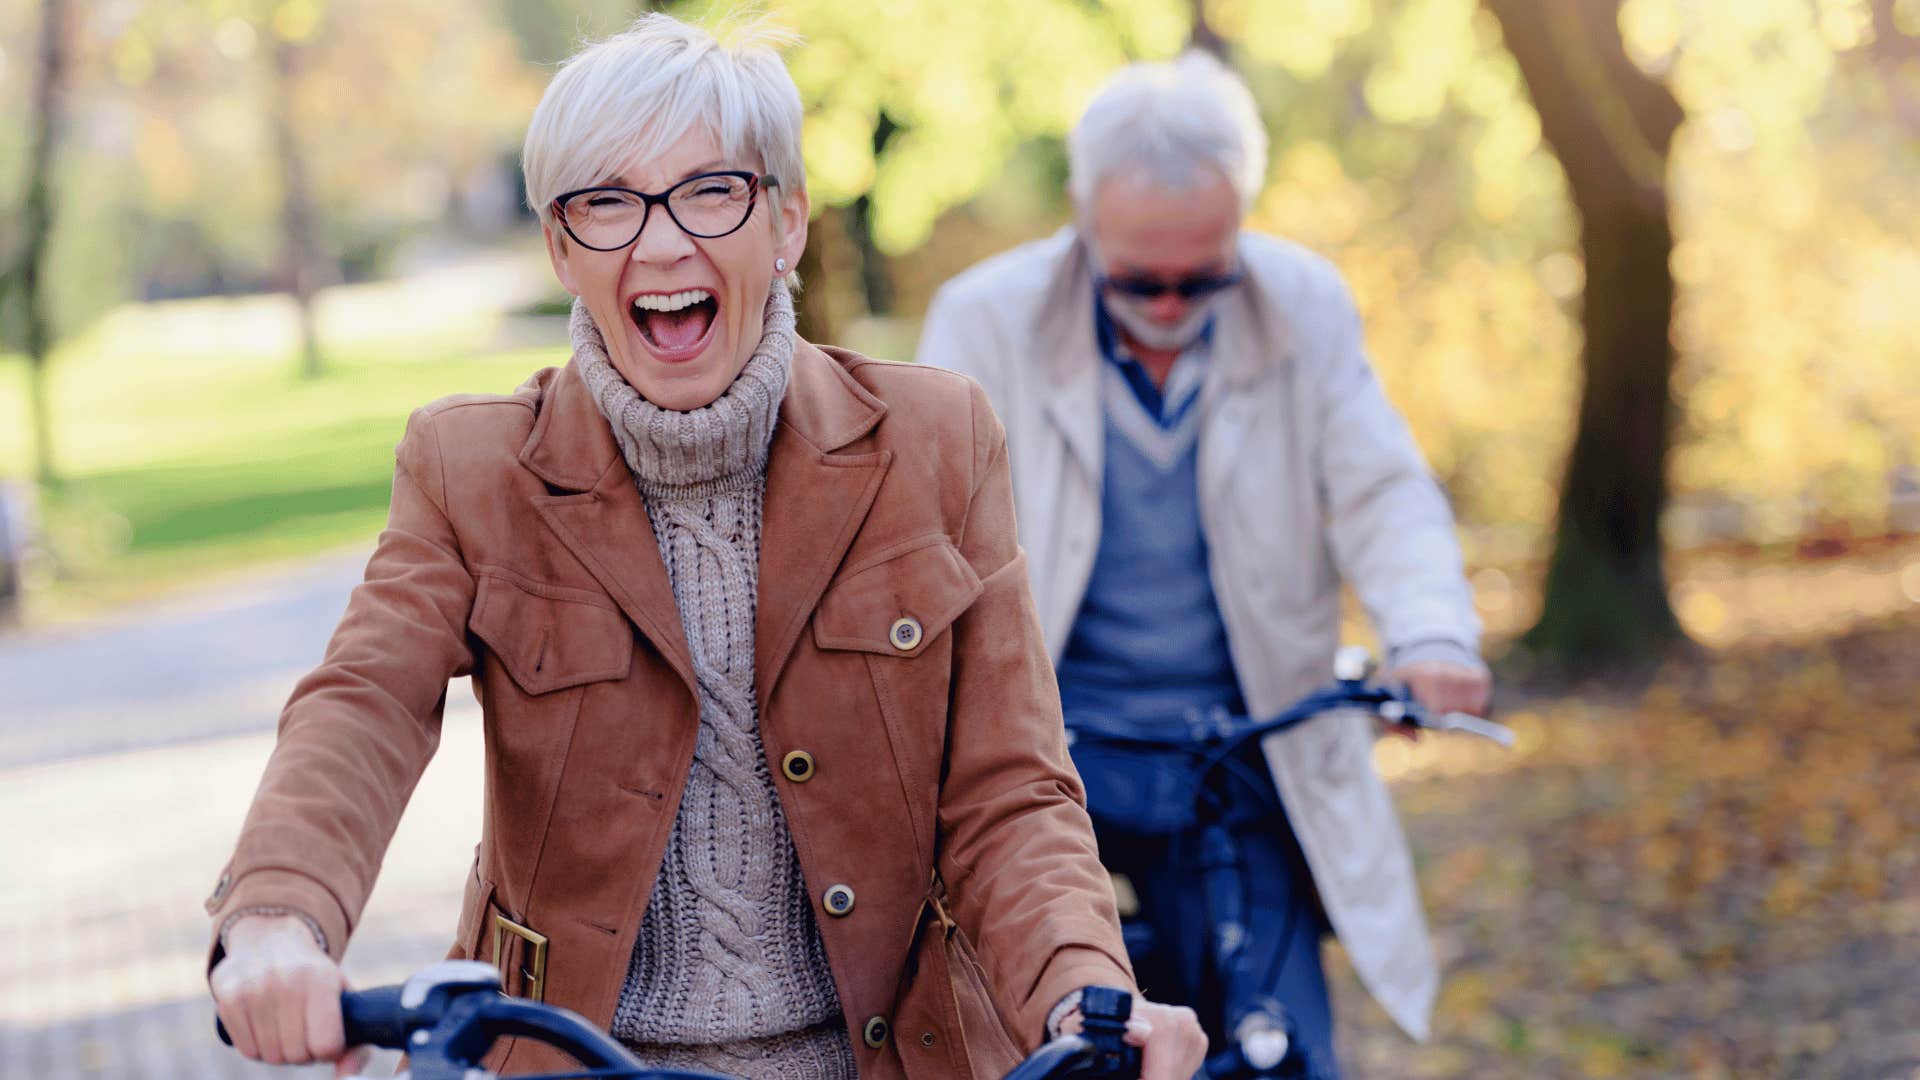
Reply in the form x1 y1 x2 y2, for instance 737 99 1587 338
812 537 983 658
469 572 632 694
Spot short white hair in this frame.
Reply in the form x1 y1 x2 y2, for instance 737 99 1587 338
522 13 805 228
1067 51 1269 213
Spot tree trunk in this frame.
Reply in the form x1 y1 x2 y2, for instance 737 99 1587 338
268 35 327 379
848 114 900 317
1188 0 1229 60
18 0 69 488
1482 0 1687 665
792 208 836 346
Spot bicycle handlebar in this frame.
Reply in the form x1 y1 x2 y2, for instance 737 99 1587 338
1065 671 1514 751
337 983 408 1051
217 962 1142 1080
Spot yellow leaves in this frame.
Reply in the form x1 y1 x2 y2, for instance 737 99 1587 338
1566 1028 1640 1077
803 104 880 205
212 17 257 61
1351 594 1920 1075
1636 832 1682 876
777 0 1148 243
1619 0 1682 74
1469 99 1542 219
111 34 158 86
1436 966 1494 1016
1814 0 1873 51
135 116 200 210
268 0 322 45
1214 0 1374 77
1255 140 1367 246
1673 582 1732 642
1363 0 1477 126
1763 868 1809 917
1100 0 1191 60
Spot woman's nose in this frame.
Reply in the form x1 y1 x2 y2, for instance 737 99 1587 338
630 208 698 264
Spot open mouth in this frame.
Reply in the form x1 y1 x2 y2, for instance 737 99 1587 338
629 289 719 359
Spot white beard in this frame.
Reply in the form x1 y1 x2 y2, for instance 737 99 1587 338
1104 293 1217 353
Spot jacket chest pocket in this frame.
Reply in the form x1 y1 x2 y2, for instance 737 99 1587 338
807 537 984 835
468 571 633 697
812 536 983 660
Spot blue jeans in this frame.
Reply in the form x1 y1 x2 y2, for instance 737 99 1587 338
1086 742 1341 1079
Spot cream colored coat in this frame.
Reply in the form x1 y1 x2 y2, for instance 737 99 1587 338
918 228 1483 1040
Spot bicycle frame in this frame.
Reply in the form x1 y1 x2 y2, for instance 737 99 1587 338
1065 662 1512 1078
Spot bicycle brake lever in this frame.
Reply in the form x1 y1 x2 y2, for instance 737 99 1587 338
1427 711 1516 747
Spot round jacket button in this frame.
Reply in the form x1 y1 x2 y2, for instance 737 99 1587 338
863 1015 890 1048
781 750 816 783
889 616 923 651
823 884 855 917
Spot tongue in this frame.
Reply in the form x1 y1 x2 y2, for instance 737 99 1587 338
643 304 712 352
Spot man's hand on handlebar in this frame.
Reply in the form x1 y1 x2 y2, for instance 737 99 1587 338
1058 996 1207 1080
1387 658 1493 741
209 913 357 1076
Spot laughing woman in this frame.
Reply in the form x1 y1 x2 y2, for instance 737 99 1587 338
204 13 1203 1080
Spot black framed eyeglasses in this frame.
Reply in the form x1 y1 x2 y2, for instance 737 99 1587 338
551 170 777 251
1098 267 1243 302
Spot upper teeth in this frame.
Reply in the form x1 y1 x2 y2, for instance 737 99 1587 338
631 290 712 312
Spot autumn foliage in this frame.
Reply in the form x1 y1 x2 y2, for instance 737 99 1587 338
1335 542 1920 1077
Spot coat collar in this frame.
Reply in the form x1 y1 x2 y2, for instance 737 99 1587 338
1028 228 1293 485
520 339 890 706
518 339 885 493
1033 228 1291 396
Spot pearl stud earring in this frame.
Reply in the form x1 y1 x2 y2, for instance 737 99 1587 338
775 258 788 272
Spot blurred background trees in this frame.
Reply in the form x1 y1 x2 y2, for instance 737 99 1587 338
1 0 1916 666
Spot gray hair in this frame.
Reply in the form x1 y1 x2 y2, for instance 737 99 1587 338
522 13 805 229
1067 51 1269 213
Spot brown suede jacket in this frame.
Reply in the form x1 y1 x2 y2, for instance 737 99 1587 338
205 341 1134 1078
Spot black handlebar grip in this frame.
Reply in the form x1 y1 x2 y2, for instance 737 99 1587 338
340 984 413 1050
214 985 412 1052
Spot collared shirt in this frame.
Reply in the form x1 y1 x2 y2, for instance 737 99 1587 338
1057 295 1245 732
1092 297 1211 430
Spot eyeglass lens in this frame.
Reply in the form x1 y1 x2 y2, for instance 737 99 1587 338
1105 271 1240 300
561 173 758 250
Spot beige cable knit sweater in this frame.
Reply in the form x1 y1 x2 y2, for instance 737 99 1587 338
573 281 856 1080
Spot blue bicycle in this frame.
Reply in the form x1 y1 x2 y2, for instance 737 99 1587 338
220 960 1143 1080
1065 648 1512 1079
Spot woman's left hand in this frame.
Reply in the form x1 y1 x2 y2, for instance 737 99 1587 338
1122 998 1208 1080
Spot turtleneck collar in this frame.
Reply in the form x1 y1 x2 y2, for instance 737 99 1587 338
572 279 796 499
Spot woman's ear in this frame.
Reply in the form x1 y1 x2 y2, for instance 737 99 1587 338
772 183 810 276
542 221 580 296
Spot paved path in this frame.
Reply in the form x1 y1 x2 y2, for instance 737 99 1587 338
0 551 370 769
0 552 483 1077
0 695 484 1078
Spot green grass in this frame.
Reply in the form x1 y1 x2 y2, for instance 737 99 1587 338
0 276 571 620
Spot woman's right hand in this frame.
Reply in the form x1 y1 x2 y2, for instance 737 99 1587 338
209 913 356 1074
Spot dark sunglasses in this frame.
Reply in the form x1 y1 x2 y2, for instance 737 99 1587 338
1099 268 1243 301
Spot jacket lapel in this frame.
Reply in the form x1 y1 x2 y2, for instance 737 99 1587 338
520 363 695 691
753 342 890 710
516 344 890 709
1198 239 1291 513
1037 236 1105 487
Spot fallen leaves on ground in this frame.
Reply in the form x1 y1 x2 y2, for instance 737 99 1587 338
1331 579 1920 1078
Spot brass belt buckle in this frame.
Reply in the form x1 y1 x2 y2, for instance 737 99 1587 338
491 912 549 1002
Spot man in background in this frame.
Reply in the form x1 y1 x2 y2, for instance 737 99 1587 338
917 51 1491 1076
